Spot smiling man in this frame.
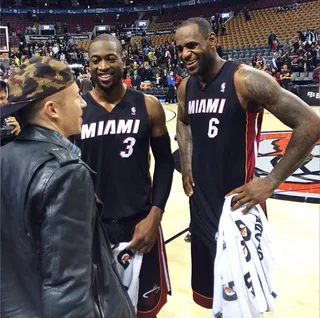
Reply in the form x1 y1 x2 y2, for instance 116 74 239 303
175 17 320 309
76 34 174 318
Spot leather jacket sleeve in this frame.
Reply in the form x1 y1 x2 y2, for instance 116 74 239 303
39 163 96 318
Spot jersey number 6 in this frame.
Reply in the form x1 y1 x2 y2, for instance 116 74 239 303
120 137 136 158
208 118 220 138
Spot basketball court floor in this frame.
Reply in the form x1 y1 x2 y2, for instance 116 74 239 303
153 104 320 318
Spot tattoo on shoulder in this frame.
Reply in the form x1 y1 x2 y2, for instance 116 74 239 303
238 67 279 106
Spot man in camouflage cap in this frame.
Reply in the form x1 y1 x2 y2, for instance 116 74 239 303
0 56 135 318
0 56 75 119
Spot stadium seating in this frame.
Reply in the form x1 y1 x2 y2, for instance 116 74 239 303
218 0 319 49
150 0 319 50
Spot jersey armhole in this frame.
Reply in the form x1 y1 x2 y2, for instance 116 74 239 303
142 93 152 129
233 64 247 114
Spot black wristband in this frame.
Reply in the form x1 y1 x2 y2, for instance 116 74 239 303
150 132 174 210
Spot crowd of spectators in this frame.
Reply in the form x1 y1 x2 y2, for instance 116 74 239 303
9 35 88 65
1 21 319 101
247 29 320 90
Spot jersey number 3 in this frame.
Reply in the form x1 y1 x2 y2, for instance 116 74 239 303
120 137 136 158
208 118 220 138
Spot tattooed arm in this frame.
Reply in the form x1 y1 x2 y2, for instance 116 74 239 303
229 65 320 212
176 77 195 197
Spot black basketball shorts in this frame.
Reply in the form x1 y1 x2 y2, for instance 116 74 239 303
105 214 171 318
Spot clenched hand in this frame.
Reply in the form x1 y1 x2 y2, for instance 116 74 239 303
128 207 163 254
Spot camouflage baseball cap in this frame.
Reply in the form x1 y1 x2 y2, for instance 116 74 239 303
0 56 75 119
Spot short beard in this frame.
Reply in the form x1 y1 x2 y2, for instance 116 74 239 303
198 52 215 78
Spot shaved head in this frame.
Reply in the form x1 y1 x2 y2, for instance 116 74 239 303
89 34 123 56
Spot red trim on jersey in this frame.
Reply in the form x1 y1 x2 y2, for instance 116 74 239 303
192 290 213 309
245 112 258 183
256 109 264 150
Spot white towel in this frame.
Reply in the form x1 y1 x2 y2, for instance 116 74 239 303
213 195 277 318
112 242 143 313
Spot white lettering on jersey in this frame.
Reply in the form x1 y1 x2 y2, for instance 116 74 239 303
195 100 199 113
188 98 226 115
104 120 116 135
81 122 96 139
81 119 141 140
218 98 226 113
133 120 140 134
117 119 133 134
97 121 104 136
198 99 206 113
188 100 195 114
207 99 219 113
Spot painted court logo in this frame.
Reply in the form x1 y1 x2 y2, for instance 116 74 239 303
255 131 320 203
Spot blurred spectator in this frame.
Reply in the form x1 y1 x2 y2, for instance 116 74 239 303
271 37 278 52
256 53 265 68
227 54 233 61
31 25 37 35
131 70 142 90
0 81 8 107
167 71 175 87
210 15 215 27
268 32 277 50
80 74 93 95
280 64 293 90
166 71 175 104
144 64 153 81
244 8 251 21
175 73 183 88
0 80 21 146
155 72 161 87
312 64 320 83
123 73 132 88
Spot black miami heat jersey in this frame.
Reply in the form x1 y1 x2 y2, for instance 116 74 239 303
76 88 152 220
186 61 263 247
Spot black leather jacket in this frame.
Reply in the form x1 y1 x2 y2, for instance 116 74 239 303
1 125 135 318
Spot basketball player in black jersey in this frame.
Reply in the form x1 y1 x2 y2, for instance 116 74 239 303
175 17 320 309
76 34 174 318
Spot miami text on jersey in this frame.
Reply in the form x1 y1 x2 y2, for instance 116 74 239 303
188 98 226 115
81 119 141 139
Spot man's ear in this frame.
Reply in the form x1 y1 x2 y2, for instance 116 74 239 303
208 32 218 49
43 100 59 119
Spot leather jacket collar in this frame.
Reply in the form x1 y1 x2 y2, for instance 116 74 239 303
17 125 79 154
